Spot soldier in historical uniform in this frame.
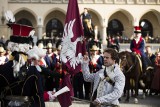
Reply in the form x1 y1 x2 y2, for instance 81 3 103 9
0 11 45 107
81 8 94 39
43 42 61 91
130 26 153 71
130 26 154 87
82 48 125 107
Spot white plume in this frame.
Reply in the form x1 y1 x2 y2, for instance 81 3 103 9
27 46 46 60
5 10 15 23
29 30 35 37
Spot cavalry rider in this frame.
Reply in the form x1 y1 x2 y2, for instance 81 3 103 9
130 26 154 87
130 26 153 71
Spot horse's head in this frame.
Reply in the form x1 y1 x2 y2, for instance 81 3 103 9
118 51 133 73
119 51 127 71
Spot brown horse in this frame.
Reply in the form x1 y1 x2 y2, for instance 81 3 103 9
119 51 145 103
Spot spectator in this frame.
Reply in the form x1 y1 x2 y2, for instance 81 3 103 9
151 52 160 95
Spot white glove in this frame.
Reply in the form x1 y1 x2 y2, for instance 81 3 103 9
82 55 89 64
47 91 56 101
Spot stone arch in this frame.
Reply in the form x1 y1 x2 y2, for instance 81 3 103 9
44 9 65 38
140 9 160 38
14 7 37 25
44 8 66 20
14 9 37 28
107 9 134 39
140 9 160 25
107 9 134 25
44 9 65 27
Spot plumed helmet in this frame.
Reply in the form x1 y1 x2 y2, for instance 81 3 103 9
38 43 44 49
0 47 5 53
27 46 46 60
5 10 34 53
46 43 52 49
134 26 141 33
90 45 99 51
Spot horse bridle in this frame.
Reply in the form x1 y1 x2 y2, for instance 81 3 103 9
120 54 136 73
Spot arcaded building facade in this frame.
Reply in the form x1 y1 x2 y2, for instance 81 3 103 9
0 0 160 44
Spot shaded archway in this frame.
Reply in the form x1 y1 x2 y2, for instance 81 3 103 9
107 19 124 37
46 18 63 38
15 10 36 27
140 10 160 38
140 19 153 37
17 18 33 26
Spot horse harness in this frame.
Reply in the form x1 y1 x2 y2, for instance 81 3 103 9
120 53 137 73
103 66 115 86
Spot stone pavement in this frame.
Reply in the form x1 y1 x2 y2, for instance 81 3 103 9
45 95 160 107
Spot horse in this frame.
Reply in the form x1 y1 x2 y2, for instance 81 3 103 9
118 51 150 103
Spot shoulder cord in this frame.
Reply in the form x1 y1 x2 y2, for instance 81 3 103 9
103 66 115 86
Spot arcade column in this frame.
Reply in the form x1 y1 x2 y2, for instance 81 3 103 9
102 25 107 45
37 16 43 40
37 25 43 40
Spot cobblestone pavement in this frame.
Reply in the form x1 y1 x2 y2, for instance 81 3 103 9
45 94 160 107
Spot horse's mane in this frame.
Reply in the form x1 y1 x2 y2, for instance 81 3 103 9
119 51 139 65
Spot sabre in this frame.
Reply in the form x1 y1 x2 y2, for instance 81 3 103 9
71 96 91 103
71 96 119 107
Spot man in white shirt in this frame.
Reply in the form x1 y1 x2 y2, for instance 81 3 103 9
82 48 125 107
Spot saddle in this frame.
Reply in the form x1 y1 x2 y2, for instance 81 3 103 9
135 54 143 72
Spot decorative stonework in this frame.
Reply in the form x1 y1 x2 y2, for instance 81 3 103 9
8 0 160 4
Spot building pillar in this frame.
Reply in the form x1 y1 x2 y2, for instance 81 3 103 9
102 25 107 45
101 18 107 45
37 25 43 40
37 16 43 40
133 17 140 26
